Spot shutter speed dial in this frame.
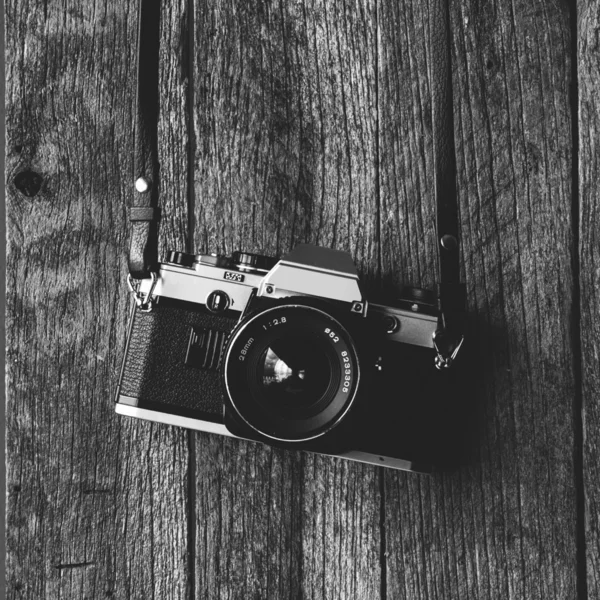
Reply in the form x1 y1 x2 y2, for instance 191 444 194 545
196 253 230 268
232 251 278 273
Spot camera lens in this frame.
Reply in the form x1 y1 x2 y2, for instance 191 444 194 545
223 304 360 442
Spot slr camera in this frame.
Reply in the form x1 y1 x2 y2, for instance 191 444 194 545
116 244 464 473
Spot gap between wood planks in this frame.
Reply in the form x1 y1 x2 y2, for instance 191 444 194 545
186 0 197 598
569 1 588 599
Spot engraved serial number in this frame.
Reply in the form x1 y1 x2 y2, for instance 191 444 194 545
224 271 245 283
341 350 352 393
325 328 353 393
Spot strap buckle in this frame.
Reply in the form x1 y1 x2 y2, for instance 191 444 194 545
433 330 464 370
127 272 158 312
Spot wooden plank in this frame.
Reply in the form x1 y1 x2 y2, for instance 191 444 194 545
192 0 382 597
5 1 191 598
382 1 578 599
579 2 600 596
378 0 439 292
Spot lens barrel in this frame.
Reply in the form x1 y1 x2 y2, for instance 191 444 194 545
223 303 360 442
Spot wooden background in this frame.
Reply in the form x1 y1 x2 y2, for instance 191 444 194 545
5 0 598 598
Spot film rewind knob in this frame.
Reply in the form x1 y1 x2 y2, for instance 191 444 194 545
166 250 195 268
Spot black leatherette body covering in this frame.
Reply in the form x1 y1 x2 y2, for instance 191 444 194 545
118 298 237 418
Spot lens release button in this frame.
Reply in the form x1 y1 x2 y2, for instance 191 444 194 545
206 290 230 313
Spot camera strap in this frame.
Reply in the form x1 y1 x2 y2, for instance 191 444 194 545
128 0 465 365
429 0 466 367
128 0 160 282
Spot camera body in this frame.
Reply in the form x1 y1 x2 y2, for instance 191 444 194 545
116 244 461 473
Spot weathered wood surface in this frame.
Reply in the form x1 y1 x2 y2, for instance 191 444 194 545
579 2 600 598
5 1 594 600
5 2 191 598
192 2 382 598
384 2 579 599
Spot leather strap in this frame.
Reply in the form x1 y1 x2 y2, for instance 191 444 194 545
129 0 161 279
430 0 466 343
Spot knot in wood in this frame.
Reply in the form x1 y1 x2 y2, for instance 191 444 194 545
13 169 43 197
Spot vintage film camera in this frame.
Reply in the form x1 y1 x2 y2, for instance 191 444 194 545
118 0 466 473
116 244 465 473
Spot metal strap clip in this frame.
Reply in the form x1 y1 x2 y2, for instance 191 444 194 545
433 331 464 370
127 272 158 312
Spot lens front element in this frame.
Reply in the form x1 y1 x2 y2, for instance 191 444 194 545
224 304 360 442
259 339 332 408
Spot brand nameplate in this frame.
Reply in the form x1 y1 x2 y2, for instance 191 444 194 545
224 271 245 283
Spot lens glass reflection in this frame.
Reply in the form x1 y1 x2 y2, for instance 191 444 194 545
258 335 331 409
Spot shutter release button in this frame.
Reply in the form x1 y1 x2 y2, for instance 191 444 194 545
206 290 230 313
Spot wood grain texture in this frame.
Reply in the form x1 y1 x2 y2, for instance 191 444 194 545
578 2 600 596
384 2 578 599
378 0 439 292
6 0 592 599
192 0 382 597
5 1 191 598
